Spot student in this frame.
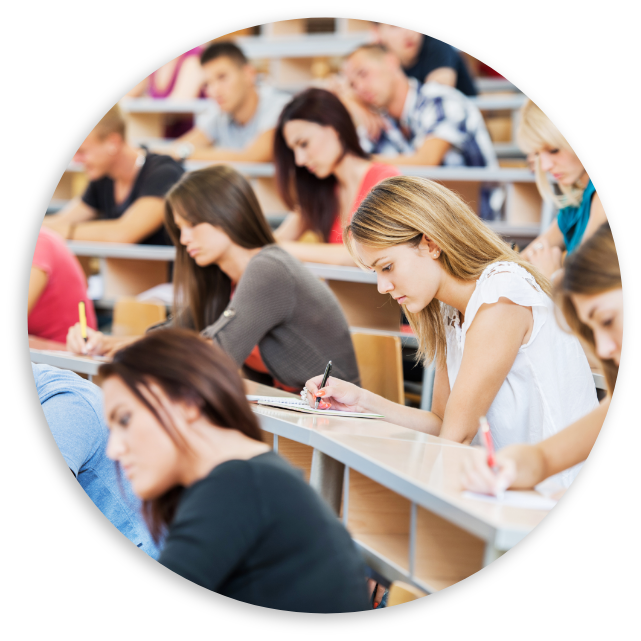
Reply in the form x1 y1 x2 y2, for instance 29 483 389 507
43 105 184 245
169 42 291 162
273 88 400 266
517 100 607 278
99 328 371 612
343 44 496 168
372 23 477 96
67 166 360 391
303 177 598 486
462 223 620 494
126 47 205 138
29 227 97 344
33 363 159 558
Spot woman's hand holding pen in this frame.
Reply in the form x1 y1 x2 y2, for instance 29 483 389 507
461 447 517 497
303 376 369 413
66 323 109 356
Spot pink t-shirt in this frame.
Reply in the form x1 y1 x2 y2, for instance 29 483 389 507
29 228 97 343
329 163 400 244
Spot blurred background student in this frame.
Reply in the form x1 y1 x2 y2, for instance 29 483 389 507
33 363 159 558
273 88 399 265
462 223 620 494
100 329 372 613
168 42 290 162
126 47 205 138
43 105 184 245
67 166 360 391
371 22 477 96
29 227 97 344
517 100 608 278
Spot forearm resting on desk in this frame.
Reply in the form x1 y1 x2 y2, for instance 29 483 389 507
279 241 356 266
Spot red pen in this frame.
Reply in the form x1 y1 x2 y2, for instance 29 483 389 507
479 416 497 471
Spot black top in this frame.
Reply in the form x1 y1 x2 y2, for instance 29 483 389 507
404 35 477 97
159 451 371 613
81 151 184 245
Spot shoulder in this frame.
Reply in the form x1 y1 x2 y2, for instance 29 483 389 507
368 163 401 182
33 363 102 406
143 152 184 176
245 245 298 277
34 227 63 256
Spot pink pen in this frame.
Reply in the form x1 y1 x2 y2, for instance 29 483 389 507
479 416 497 471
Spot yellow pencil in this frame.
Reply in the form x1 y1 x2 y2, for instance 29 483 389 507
78 301 88 342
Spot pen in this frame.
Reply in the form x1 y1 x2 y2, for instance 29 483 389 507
315 360 332 410
479 416 505 499
479 416 497 470
78 301 88 343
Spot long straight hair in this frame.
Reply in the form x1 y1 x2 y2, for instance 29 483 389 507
517 99 586 209
164 165 275 331
556 223 621 395
345 176 550 368
274 88 369 242
99 328 264 542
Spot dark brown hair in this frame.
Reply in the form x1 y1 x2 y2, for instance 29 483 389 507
164 165 275 332
556 223 621 395
274 88 369 242
200 41 248 67
98 328 263 542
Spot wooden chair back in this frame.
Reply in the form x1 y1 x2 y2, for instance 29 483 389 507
112 298 167 337
351 332 404 404
386 581 427 607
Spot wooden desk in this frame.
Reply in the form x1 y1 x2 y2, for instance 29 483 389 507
246 380 550 593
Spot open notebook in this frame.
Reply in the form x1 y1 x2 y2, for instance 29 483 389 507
246 395 383 419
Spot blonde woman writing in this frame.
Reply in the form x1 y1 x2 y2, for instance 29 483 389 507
462 223 620 494
303 177 598 486
517 100 607 278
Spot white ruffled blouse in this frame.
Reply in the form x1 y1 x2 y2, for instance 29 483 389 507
444 262 598 487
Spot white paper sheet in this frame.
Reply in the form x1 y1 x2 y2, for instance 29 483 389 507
462 490 557 511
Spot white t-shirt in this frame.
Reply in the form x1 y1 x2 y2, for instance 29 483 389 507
195 84 291 150
444 261 599 487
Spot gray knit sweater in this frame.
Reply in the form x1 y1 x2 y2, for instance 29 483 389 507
167 246 360 389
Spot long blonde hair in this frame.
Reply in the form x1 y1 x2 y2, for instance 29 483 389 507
556 223 621 395
517 99 585 209
345 176 551 368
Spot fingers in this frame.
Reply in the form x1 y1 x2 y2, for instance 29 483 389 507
462 448 507 496
66 323 87 355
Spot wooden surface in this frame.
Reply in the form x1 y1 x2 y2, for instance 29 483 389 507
352 332 404 404
327 281 401 331
28 336 67 351
112 298 167 337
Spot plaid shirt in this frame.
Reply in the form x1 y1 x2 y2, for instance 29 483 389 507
361 79 497 168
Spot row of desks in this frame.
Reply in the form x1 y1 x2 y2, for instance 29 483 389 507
29 341 551 594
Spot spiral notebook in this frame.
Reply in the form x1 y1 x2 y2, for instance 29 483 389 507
246 395 384 419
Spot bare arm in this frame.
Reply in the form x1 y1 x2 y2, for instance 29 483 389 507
280 241 356 266
522 219 565 259
173 127 212 148
42 198 97 237
67 323 140 356
189 129 276 163
462 397 609 494
581 191 608 244
429 362 451 421
65 197 166 243
374 137 451 166
440 300 531 444
28 267 49 314
425 67 457 87
168 55 204 100
273 213 305 242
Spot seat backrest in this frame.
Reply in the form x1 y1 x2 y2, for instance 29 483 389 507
386 581 427 607
112 298 167 337
351 332 404 404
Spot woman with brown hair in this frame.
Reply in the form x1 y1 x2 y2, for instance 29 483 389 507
67 165 360 391
462 223 621 494
100 328 371 612
303 177 598 487
273 88 399 266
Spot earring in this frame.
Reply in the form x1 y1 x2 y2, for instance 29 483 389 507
434 251 440 258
